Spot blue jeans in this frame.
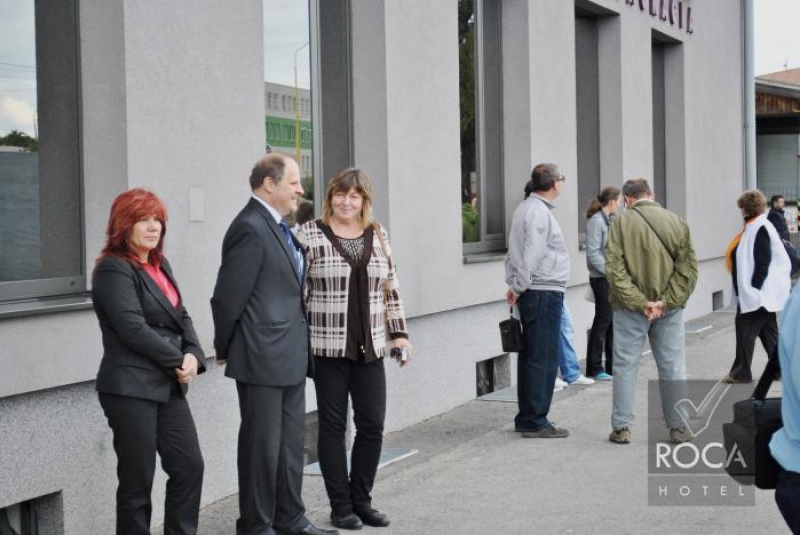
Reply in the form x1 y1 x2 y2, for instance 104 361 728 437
776 470 800 534
559 305 581 383
611 307 686 430
516 290 564 431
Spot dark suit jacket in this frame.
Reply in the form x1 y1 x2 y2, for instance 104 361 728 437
92 255 206 403
211 198 311 387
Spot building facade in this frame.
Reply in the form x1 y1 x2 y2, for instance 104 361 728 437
0 0 748 532
756 68 800 214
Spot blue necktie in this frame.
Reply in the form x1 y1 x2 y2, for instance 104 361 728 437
279 220 303 279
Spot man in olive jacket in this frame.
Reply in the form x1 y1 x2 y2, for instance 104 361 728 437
605 178 698 445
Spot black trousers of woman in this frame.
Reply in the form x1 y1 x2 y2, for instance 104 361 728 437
729 306 778 382
98 384 204 535
314 355 386 517
776 470 800 534
585 276 614 376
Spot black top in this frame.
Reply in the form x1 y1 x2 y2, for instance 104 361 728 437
767 207 790 242
731 226 771 296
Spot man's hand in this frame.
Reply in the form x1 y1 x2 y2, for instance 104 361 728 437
506 288 519 306
643 301 665 320
175 353 199 384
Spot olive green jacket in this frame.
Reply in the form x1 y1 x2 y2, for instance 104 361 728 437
606 199 698 312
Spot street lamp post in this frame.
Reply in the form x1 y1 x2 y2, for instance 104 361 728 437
294 41 309 166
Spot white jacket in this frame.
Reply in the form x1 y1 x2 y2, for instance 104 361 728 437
736 214 791 313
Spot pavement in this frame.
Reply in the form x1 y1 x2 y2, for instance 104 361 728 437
163 309 791 534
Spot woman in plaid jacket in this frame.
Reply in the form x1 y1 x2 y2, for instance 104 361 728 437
296 168 412 531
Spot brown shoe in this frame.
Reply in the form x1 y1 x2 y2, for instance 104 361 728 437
609 427 631 444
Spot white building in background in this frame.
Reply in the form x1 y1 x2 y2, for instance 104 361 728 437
0 1 750 532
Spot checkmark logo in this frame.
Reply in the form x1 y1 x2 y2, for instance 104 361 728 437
673 380 731 438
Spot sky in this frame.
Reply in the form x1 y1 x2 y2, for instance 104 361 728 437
1 2 799 137
754 0 800 76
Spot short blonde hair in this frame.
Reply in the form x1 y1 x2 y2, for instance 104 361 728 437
321 167 374 228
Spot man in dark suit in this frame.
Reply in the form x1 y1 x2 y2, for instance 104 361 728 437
211 154 337 535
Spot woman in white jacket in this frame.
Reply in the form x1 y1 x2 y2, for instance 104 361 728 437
723 189 791 384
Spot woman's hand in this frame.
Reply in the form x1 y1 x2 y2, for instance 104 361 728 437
392 339 414 367
175 353 199 383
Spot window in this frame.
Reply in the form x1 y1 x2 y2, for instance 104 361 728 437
264 0 316 214
459 0 504 252
0 0 83 304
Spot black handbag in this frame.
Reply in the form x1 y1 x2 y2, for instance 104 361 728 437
499 306 524 353
722 355 783 489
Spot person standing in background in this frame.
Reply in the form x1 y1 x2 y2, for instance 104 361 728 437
584 186 621 381
767 194 790 242
506 163 570 439
722 190 791 385
605 178 697 445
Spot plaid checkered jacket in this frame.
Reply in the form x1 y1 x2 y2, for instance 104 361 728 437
296 220 408 359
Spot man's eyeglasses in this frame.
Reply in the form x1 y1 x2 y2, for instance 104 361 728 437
556 175 566 183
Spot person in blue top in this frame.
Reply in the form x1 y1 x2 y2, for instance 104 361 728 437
770 282 800 533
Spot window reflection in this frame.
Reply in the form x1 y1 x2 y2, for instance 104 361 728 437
0 0 82 298
264 0 315 226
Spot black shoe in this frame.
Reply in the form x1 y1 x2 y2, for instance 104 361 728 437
297 523 340 535
354 506 390 527
330 512 363 531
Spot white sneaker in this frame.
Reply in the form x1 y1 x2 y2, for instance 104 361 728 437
569 374 595 386
554 377 568 392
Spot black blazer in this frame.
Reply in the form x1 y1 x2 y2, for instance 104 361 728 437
211 198 312 387
92 255 206 403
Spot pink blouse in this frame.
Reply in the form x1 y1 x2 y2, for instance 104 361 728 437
142 262 179 308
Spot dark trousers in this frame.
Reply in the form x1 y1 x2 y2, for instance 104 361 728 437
314 356 386 516
776 470 800 534
515 290 563 431
585 276 613 376
98 386 204 535
729 307 778 382
235 381 308 535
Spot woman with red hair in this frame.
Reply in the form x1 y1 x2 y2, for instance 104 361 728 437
92 188 206 535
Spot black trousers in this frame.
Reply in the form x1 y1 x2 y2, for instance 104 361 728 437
729 306 778 382
776 470 800 534
235 381 308 535
314 356 386 516
98 386 204 535
585 276 613 376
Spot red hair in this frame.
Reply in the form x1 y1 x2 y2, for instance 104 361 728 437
96 188 168 267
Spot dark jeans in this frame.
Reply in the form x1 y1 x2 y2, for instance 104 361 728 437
585 277 613 376
729 306 778 382
515 290 563 431
776 470 800 534
314 356 386 516
98 386 204 535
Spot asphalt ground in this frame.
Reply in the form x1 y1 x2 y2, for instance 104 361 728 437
158 309 792 534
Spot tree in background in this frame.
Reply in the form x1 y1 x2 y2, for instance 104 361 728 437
0 130 39 152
